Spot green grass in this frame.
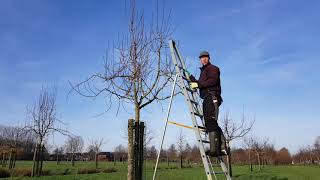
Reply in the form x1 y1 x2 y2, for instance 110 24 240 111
2 161 320 179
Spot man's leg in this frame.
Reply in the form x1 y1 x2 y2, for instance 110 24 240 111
203 95 221 156
212 96 229 155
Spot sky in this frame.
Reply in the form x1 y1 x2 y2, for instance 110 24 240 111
0 0 320 153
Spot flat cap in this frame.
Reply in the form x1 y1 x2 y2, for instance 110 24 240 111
199 51 210 58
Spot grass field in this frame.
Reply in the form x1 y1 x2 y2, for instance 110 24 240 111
2 161 320 180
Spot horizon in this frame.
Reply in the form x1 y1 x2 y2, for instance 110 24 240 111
1 0 320 154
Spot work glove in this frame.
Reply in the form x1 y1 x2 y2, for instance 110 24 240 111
190 82 199 89
185 70 197 82
189 75 197 82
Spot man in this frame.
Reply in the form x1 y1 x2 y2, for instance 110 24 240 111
188 51 228 157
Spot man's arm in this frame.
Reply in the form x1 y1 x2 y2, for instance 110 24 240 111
198 66 219 88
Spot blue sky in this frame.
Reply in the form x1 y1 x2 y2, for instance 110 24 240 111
1 0 319 153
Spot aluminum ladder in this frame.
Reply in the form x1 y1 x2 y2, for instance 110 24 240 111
152 40 231 180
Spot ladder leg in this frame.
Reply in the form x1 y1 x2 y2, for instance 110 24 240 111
152 74 179 180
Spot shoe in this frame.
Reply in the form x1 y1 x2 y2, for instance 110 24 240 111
208 131 221 157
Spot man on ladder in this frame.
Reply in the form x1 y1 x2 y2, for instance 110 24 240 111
188 51 229 157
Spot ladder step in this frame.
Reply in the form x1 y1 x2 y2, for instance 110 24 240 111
185 87 194 93
190 99 198 105
181 75 189 81
193 111 203 118
210 172 226 175
197 125 206 130
178 66 185 71
201 139 210 143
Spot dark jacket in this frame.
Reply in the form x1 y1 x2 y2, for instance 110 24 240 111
190 62 222 102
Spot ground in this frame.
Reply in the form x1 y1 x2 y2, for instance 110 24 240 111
2 161 320 180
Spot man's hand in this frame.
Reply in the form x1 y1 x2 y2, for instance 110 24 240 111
190 82 199 89
189 75 197 82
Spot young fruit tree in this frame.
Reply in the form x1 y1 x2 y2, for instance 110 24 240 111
221 110 254 177
69 1 174 179
25 87 68 177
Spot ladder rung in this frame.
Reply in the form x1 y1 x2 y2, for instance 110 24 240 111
190 99 198 105
211 172 226 175
185 87 194 93
193 111 203 117
197 125 206 130
201 139 210 143
178 66 185 71
181 75 189 81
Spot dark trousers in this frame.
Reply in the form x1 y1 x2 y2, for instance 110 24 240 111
202 94 222 132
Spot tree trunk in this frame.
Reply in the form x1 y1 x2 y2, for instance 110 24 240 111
72 152 75 167
227 152 233 177
8 149 12 169
248 150 252 172
127 119 134 180
180 154 183 168
31 144 38 177
12 150 16 169
56 153 60 165
0 153 2 167
257 153 261 171
39 144 44 176
95 152 98 169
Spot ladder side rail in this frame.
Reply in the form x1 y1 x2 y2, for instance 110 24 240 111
172 44 204 124
169 40 213 180
218 158 232 180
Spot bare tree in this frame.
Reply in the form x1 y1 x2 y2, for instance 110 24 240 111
1 125 26 169
167 144 177 166
248 136 269 171
221 110 254 176
243 137 254 172
88 138 105 169
314 136 320 165
69 1 174 178
25 87 68 177
146 145 158 160
65 136 84 167
53 146 64 165
114 144 127 165
69 1 174 122
176 130 186 168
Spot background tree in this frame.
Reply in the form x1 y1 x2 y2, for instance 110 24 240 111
274 147 292 165
184 143 192 165
0 125 26 169
25 87 68 177
146 145 158 161
53 146 64 165
114 144 127 165
167 144 177 166
221 110 254 176
65 136 84 167
243 137 254 172
88 138 105 169
176 130 186 168
313 136 320 165
250 137 269 171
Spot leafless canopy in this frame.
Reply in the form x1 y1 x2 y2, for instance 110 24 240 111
222 110 255 143
88 138 105 154
25 87 68 144
69 0 175 118
65 136 84 154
